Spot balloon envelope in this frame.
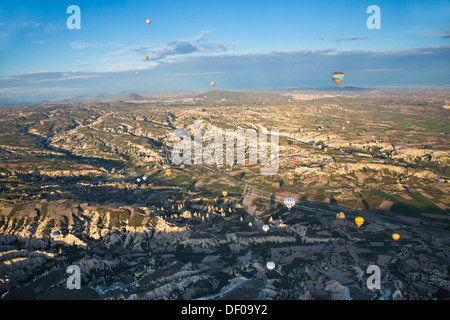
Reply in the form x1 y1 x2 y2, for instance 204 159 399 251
222 191 228 197
392 233 400 240
266 261 275 270
146 19 151 25
332 72 344 86
288 158 298 168
355 216 364 227
210 81 215 87
145 56 149 60
262 224 269 232
284 196 295 209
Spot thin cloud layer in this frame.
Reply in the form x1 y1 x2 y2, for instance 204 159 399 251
113 31 230 63
336 36 371 42
1 44 449 104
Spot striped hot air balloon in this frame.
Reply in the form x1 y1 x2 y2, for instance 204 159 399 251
287 158 298 168
355 216 364 227
284 196 295 210
332 72 344 86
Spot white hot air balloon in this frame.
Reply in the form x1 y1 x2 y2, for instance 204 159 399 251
143 175 148 181
284 196 295 210
262 224 269 232
266 261 275 270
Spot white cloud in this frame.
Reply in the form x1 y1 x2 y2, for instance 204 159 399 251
336 36 371 42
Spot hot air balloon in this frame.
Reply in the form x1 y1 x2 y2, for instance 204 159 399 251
355 216 364 227
40 120 45 126
165 168 172 176
344 166 349 172
136 71 139 75
210 81 216 87
284 196 295 210
332 72 344 86
222 191 228 197
180 164 185 169
336 212 345 219
146 19 151 25
262 224 269 232
145 56 149 61
307 249 314 257
392 233 400 240
288 158 298 168
137 122 140 127
136 178 141 182
266 261 275 270
51 230 61 238
143 175 148 181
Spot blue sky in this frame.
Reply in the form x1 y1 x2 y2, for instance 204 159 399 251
0 0 449 102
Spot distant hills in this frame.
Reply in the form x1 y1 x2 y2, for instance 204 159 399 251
120 93 145 101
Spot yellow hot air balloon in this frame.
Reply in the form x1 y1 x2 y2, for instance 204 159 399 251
145 56 149 60
136 71 139 75
355 216 364 227
165 168 172 176
332 72 344 86
210 81 216 87
392 233 400 240
222 191 228 197
134 272 141 278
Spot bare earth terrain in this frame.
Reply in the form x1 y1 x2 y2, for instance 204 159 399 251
0 88 449 300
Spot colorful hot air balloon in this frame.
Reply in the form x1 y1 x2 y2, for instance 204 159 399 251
222 191 228 197
262 224 269 232
392 233 400 240
288 158 298 168
266 261 275 270
180 164 185 169
355 216 364 227
284 196 295 210
40 120 45 126
137 122 140 127
307 249 314 257
146 19 151 25
336 212 345 219
210 81 216 87
165 168 172 176
332 72 344 86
